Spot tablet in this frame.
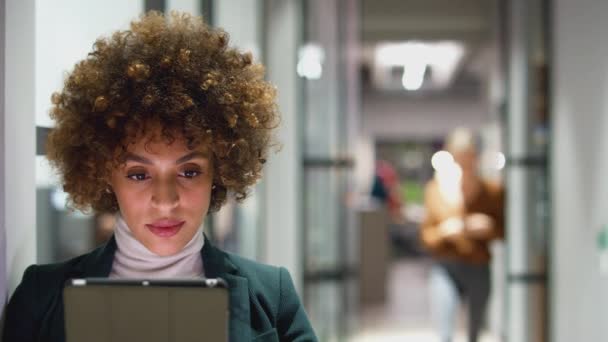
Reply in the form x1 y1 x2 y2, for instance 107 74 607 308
63 278 229 342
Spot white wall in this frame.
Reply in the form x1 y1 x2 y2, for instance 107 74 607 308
166 0 200 15
214 0 261 59
0 0 5 306
552 1 608 340
35 0 142 128
263 0 302 290
362 94 487 140
4 0 37 296
35 0 143 188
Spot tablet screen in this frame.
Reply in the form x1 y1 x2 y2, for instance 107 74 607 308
63 278 229 342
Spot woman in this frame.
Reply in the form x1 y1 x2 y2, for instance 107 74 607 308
420 128 504 342
3 11 317 342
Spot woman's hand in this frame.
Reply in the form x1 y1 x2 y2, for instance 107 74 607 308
438 216 475 254
438 217 465 239
464 213 496 239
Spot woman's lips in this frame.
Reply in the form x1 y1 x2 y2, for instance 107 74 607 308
145 221 185 238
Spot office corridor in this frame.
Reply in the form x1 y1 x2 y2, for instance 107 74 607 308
350 259 499 342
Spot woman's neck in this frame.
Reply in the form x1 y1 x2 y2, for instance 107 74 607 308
109 214 205 279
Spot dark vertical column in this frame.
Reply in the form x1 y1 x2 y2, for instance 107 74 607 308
200 0 213 26
144 0 166 13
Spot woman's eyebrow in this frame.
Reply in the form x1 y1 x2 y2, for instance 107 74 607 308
123 151 208 164
124 153 152 165
176 151 209 164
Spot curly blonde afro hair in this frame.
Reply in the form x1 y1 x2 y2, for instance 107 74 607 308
46 11 279 213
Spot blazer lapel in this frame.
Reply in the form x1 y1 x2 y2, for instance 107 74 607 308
201 235 252 342
223 274 252 342
79 236 118 278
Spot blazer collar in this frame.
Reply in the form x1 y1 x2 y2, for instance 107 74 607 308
77 233 252 342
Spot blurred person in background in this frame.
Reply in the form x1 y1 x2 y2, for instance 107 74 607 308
3 11 316 342
420 128 504 342
371 159 405 224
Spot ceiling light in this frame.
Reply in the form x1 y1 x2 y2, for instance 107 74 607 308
297 44 324 80
374 41 466 90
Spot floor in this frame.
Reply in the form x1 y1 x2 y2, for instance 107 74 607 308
347 259 500 342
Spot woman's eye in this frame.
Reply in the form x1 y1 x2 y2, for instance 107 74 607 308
127 173 148 181
181 170 201 178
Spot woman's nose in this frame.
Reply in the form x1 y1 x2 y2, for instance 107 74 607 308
151 179 179 210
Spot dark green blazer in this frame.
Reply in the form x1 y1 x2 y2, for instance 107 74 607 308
2 235 317 342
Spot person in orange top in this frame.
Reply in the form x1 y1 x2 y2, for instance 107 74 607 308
420 128 504 342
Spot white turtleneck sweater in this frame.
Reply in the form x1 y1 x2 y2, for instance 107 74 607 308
109 214 205 279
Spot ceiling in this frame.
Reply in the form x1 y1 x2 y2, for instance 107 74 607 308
362 0 495 43
360 0 499 96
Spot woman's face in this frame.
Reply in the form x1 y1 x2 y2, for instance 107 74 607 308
109 129 213 256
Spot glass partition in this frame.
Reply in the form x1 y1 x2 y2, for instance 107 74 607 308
300 0 360 339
